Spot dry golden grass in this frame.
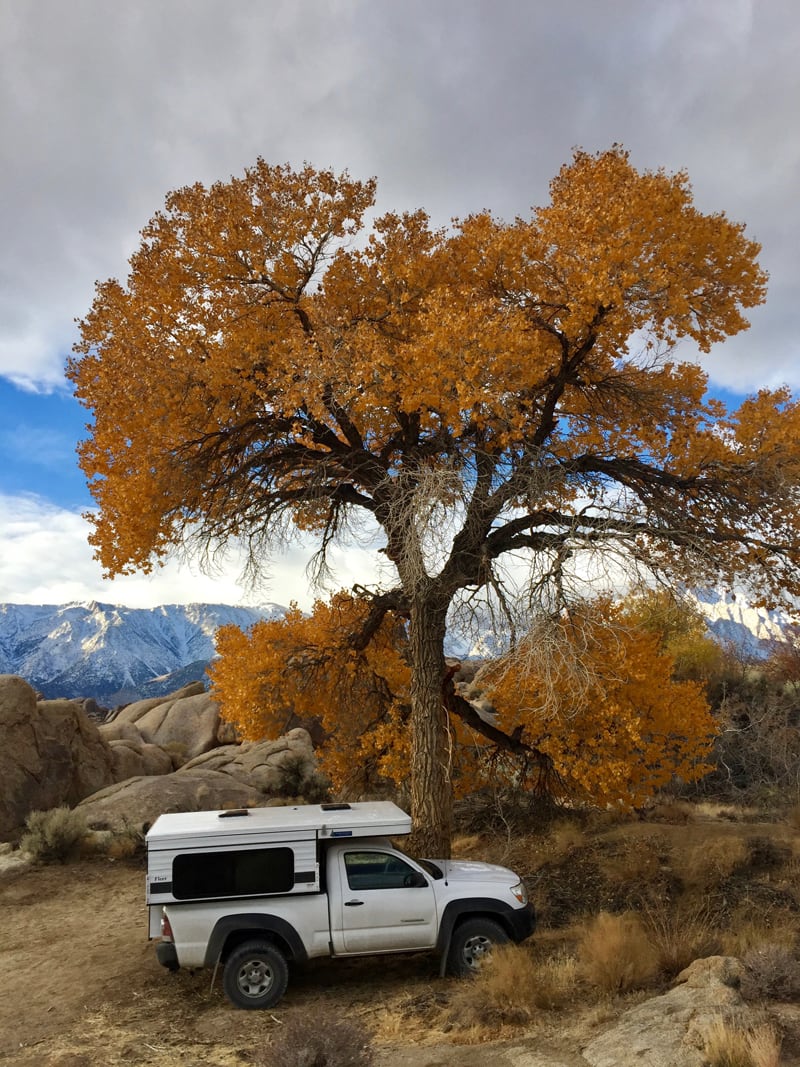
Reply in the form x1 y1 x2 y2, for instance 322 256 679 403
642 900 721 979
672 836 749 892
446 944 584 1033
703 1017 781 1067
578 911 659 994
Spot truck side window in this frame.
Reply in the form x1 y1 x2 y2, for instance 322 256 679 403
172 847 295 899
344 851 419 890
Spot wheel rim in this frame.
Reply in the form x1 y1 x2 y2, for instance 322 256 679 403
462 934 493 969
236 957 275 999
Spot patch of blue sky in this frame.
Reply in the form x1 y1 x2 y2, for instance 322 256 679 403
0 378 91 510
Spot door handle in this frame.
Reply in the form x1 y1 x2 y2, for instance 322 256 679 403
344 900 365 907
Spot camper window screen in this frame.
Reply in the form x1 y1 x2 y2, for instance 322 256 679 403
172 847 295 899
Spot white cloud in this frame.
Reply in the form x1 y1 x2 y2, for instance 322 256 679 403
0 494 389 609
1 0 798 393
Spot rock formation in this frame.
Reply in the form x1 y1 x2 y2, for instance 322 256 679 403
0 674 327 840
0 675 116 839
78 729 326 831
582 956 756 1067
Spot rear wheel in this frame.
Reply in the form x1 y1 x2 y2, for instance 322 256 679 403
446 918 509 977
222 939 289 1009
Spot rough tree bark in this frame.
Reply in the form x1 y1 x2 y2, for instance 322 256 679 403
407 593 453 858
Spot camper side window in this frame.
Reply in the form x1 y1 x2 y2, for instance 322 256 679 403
172 847 295 899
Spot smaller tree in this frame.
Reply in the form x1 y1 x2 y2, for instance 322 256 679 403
621 589 728 689
478 598 716 807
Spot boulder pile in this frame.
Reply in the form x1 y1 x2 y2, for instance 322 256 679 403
0 674 328 839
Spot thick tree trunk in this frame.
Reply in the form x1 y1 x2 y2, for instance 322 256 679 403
407 595 453 859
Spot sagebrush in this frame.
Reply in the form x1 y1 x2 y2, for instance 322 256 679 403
20 807 87 863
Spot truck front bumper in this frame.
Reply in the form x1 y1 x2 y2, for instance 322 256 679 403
508 902 536 943
156 941 179 971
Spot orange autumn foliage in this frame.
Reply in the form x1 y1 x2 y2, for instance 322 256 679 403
480 599 716 807
210 592 412 792
212 592 716 808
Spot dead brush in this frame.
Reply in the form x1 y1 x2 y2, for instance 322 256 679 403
257 1011 375 1067
578 911 660 994
740 942 800 1001
446 944 538 1028
641 900 721 979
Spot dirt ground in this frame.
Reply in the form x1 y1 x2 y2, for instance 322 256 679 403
0 856 588 1067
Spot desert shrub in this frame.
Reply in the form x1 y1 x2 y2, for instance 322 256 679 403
673 837 749 893
447 944 536 1027
274 754 330 804
642 901 721 978
20 807 88 863
740 943 800 1001
703 1017 781 1067
161 740 189 769
105 819 147 861
578 911 659 993
258 1013 374 1067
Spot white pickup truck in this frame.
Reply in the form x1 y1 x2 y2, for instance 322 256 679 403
146 801 534 1009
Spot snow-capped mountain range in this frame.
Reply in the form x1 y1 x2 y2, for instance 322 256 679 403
0 591 795 706
0 601 285 705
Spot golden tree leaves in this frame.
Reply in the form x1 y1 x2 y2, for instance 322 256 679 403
209 592 411 793
479 598 716 807
212 590 717 809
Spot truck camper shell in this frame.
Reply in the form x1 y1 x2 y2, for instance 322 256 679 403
145 802 412 913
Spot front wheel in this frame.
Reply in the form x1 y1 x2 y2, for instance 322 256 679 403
446 918 509 977
222 939 289 1009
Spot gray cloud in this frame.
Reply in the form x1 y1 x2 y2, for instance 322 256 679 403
1 0 798 391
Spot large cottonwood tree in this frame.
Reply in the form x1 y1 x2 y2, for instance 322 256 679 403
69 148 800 855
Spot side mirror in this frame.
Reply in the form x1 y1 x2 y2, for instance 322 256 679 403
405 870 428 888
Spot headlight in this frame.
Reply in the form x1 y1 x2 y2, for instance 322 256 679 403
510 880 528 905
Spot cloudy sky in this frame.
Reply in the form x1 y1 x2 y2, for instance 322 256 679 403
1 0 798 609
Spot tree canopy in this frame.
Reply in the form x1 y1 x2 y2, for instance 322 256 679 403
69 147 800 854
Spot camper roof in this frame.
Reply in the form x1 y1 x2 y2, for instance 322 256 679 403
146 801 411 846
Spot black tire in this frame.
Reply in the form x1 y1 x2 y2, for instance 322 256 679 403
222 939 289 1010
446 917 509 977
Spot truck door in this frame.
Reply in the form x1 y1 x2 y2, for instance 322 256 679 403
331 849 437 954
